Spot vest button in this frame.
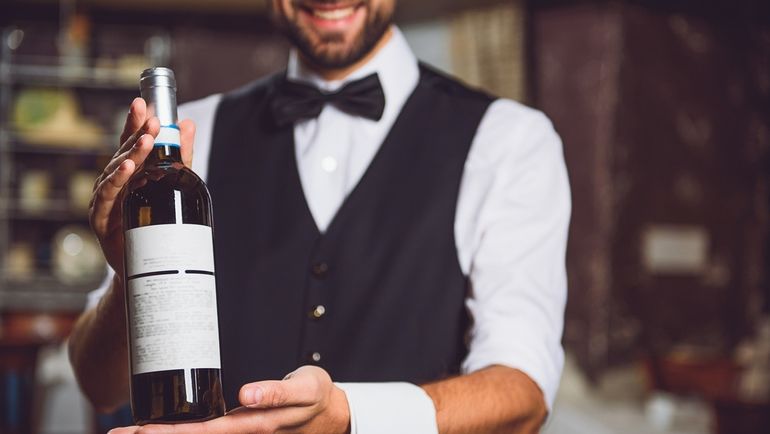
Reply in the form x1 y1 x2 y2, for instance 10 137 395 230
311 305 326 319
310 352 322 363
312 262 329 278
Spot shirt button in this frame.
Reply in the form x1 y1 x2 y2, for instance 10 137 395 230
310 352 322 363
311 305 326 319
321 156 337 173
312 262 329 278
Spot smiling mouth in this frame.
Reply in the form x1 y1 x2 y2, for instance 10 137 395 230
298 1 364 21
314 7 355 20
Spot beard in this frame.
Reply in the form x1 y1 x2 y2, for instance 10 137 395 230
274 1 394 69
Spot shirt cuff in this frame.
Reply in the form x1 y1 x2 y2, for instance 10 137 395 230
335 382 438 434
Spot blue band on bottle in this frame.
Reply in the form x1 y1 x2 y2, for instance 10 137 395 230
154 125 181 148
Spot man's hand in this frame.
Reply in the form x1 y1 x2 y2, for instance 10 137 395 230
89 97 195 278
108 366 351 434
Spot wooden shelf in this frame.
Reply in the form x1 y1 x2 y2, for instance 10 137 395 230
6 0 503 21
2 132 117 157
7 0 269 13
0 273 99 312
0 199 89 222
1 60 140 90
0 290 90 313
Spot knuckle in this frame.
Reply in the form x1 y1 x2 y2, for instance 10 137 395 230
269 386 288 407
311 376 325 400
92 174 104 192
97 182 109 199
108 172 121 188
87 204 97 225
124 131 140 149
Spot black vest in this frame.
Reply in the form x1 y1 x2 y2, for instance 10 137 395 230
208 64 493 409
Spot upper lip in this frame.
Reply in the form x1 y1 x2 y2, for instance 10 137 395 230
297 1 364 11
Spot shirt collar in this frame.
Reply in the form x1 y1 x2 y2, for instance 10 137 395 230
286 26 419 116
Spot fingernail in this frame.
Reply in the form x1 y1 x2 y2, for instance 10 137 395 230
247 387 263 407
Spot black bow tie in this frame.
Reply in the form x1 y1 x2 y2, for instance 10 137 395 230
270 73 386 127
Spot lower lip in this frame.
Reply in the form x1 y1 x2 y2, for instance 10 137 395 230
300 6 365 30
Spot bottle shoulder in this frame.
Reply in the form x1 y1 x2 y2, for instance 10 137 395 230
123 163 213 228
126 164 209 196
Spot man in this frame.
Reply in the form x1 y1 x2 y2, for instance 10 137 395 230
68 0 571 433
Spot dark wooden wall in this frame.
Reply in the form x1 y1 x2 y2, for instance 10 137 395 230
532 0 770 377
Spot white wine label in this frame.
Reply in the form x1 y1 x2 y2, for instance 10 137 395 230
126 224 214 276
125 224 220 374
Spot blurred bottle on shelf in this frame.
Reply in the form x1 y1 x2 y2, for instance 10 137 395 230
68 171 95 212
736 316 770 402
52 225 105 285
57 12 90 74
5 242 35 282
11 88 105 149
18 169 51 213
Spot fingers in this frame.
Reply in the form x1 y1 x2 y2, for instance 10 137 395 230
94 116 159 197
178 118 196 168
101 119 159 180
90 159 136 236
108 427 139 434
119 98 147 147
130 406 307 434
239 366 328 409
132 416 248 434
111 367 340 434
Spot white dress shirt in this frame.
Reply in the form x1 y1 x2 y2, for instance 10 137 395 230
89 26 570 433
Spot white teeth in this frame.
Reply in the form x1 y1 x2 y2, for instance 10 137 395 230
313 7 355 20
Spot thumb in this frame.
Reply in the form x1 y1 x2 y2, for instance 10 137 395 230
239 366 327 409
107 427 139 434
178 118 196 168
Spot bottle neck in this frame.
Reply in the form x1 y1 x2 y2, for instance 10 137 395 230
145 125 183 166
146 144 183 165
139 72 181 167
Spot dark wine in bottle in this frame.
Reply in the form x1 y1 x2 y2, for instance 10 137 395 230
122 67 225 424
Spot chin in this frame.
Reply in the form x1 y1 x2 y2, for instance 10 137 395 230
277 3 393 69
292 30 367 68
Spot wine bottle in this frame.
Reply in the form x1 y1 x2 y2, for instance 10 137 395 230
122 67 225 424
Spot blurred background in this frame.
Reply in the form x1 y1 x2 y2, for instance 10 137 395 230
0 0 769 433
